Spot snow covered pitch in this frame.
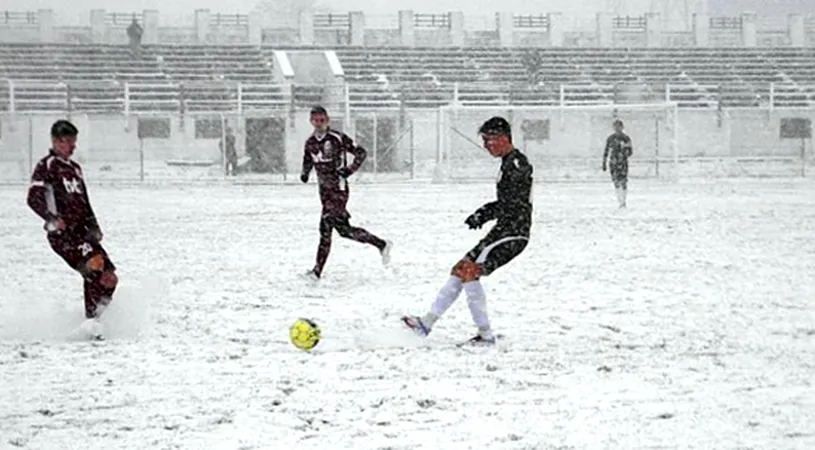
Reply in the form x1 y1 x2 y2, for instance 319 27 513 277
1 179 813 449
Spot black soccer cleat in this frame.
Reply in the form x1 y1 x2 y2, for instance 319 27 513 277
458 334 497 347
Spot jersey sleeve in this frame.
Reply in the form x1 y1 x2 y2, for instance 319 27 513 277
26 160 53 221
342 133 367 174
603 135 612 161
474 200 499 222
301 139 314 178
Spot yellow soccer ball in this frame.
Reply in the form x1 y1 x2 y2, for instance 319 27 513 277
289 318 321 351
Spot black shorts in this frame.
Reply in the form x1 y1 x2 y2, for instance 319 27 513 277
319 213 352 233
610 161 628 188
464 227 529 276
47 231 115 277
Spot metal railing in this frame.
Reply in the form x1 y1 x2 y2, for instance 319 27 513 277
106 12 141 26
1 10 37 24
0 79 813 113
710 16 744 30
613 16 647 30
414 13 451 29
513 14 549 29
313 13 350 29
210 13 249 27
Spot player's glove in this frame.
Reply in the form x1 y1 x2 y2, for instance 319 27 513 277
465 212 485 229
87 227 103 243
44 215 65 234
300 173 309 183
337 168 352 178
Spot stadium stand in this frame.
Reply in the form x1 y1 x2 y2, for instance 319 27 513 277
0 43 286 112
2 44 815 111
335 47 815 108
1 6 815 112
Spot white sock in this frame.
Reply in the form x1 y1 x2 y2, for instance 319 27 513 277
615 188 624 207
622 188 627 205
425 276 463 328
463 280 492 338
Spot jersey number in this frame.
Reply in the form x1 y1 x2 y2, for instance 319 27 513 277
78 243 93 257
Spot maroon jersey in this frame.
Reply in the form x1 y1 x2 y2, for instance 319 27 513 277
301 128 366 217
27 150 99 233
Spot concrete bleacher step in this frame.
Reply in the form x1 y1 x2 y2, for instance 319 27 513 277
2 44 814 112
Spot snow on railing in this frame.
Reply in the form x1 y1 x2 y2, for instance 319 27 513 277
0 80 813 113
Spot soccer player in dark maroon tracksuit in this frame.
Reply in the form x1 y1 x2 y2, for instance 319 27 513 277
300 106 392 280
27 120 118 339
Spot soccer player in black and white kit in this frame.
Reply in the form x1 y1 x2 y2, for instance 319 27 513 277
602 119 633 208
402 117 533 346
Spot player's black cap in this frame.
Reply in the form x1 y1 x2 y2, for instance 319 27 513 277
50 119 78 138
310 105 328 116
478 116 511 136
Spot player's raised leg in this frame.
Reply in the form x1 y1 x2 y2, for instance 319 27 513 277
402 255 487 336
402 275 463 336
332 217 392 265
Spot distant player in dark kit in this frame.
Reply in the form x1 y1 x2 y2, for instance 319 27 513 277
220 125 238 176
27 120 118 340
602 119 633 208
300 106 392 280
402 116 533 346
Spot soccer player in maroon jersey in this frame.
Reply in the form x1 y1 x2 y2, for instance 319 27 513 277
300 106 392 280
27 120 118 339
